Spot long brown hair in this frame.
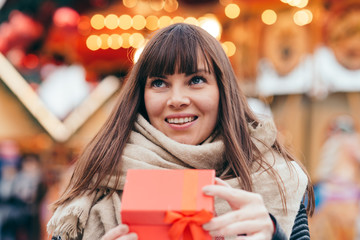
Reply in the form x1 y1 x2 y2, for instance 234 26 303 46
53 23 314 214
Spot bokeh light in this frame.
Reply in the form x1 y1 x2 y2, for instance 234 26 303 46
159 15 172 28
121 33 131 48
184 17 198 26
104 14 119 30
91 14 105 30
225 4 241 19
164 0 179 12
132 15 146 30
123 0 137 8
146 15 159 30
86 35 101 51
222 41 236 57
108 34 122 49
262 9 277 25
99 34 110 49
294 9 313 26
199 15 222 40
172 16 184 23
53 7 80 28
119 14 132 30
129 33 145 48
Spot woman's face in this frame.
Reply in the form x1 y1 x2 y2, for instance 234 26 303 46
144 59 220 145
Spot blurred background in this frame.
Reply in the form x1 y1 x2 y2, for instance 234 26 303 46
1 0 360 239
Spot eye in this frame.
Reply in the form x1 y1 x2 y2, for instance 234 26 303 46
190 76 206 85
151 79 166 88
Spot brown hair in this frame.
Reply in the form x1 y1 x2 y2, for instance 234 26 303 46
54 23 314 215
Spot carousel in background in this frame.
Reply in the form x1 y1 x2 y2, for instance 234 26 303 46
1 0 360 239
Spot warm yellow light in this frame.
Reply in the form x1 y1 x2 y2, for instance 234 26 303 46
296 0 308 8
288 0 301 7
172 16 184 23
164 0 178 12
104 14 119 30
150 0 164 11
222 41 236 57
159 16 172 28
146 15 159 30
119 14 132 30
121 33 131 48
184 17 198 26
99 34 110 49
123 0 137 8
132 15 146 30
293 9 313 26
86 35 101 51
262 9 277 25
129 33 145 48
133 45 145 63
225 4 240 19
108 34 122 49
199 15 222 40
90 14 105 30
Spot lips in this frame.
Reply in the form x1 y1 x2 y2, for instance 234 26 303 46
165 116 198 125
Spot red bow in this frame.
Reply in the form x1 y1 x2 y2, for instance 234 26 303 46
164 209 213 240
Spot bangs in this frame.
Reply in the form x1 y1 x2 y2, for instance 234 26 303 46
141 24 213 78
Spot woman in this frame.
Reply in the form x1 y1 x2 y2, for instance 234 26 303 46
48 23 314 240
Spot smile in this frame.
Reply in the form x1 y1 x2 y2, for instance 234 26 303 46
165 116 197 124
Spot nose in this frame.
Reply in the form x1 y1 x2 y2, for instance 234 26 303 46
167 88 190 109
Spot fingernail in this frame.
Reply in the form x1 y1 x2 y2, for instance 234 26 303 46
202 186 213 195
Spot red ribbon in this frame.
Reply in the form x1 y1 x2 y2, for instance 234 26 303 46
164 209 213 240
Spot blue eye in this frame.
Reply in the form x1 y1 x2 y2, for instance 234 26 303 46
151 79 165 88
190 76 205 85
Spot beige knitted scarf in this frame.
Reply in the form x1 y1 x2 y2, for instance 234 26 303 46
48 114 308 239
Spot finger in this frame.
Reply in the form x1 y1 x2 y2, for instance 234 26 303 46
208 219 272 237
101 225 130 240
117 232 138 240
203 206 269 232
214 178 231 187
202 185 263 207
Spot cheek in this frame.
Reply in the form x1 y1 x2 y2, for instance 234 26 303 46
144 91 164 118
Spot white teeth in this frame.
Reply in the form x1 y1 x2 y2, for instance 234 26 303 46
167 117 196 124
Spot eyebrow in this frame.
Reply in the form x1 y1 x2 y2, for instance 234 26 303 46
149 69 209 79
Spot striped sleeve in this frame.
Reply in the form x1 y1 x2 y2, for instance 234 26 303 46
289 203 311 240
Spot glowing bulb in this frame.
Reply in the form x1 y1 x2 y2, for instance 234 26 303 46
90 14 105 30
86 35 101 51
146 15 159 30
172 16 184 23
184 17 198 26
108 34 122 49
225 4 240 19
164 0 178 12
123 0 137 8
99 34 110 49
129 33 145 48
104 14 119 30
132 15 146 30
199 16 222 40
293 9 313 26
159 16 172 28
222 41 236 57
121 33 131 48
119 15 132 30
262 9 277 25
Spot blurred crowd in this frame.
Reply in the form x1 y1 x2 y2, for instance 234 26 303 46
0 140 46 240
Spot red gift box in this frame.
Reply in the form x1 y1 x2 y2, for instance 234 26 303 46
121 169 215 240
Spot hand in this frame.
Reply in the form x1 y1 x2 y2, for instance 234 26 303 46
202 178 274 240
101 224 138 240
